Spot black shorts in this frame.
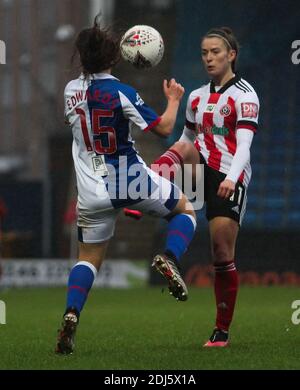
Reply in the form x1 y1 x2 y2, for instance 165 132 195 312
201 156 247 225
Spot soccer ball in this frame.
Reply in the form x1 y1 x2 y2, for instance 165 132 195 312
120 25 164 69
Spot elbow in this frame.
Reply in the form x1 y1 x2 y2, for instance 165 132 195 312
153 124 172 138
156 132 170 139
162 127 172 137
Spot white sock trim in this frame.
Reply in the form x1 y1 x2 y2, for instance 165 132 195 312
75 261 98 278
182 214 197 230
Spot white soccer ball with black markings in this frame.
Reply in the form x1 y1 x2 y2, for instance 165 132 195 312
120 25 164 69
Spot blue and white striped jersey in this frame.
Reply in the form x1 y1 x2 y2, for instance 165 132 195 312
64 73 161 210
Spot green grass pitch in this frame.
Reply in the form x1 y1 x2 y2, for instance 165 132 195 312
0 286 299 370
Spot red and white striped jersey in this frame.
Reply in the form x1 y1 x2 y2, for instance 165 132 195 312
185 75 259 187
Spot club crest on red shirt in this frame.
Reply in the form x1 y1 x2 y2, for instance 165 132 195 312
219 104 232 117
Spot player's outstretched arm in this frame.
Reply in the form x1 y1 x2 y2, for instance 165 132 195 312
217 128 254 199
151 79 184 138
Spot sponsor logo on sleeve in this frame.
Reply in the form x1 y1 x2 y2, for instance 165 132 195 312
135 93 144 106
241 102 258 119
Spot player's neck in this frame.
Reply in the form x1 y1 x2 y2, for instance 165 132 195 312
213 71 235 87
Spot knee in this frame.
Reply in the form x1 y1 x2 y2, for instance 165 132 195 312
172 141 197 163
211 241 231 265
184 207 196 221
181 195 197 220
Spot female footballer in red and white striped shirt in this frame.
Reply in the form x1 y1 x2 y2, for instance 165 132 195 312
127 27 260 347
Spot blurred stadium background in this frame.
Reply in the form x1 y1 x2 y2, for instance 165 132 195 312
0 0 299 287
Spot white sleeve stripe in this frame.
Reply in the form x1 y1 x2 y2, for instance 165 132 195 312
118 90 148 130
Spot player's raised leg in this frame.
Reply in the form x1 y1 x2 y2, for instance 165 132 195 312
55 240 109 354
124 142 199 219
152 141 199 178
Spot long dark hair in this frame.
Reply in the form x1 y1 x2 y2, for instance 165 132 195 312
202 27 240 72
73 15 121 76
